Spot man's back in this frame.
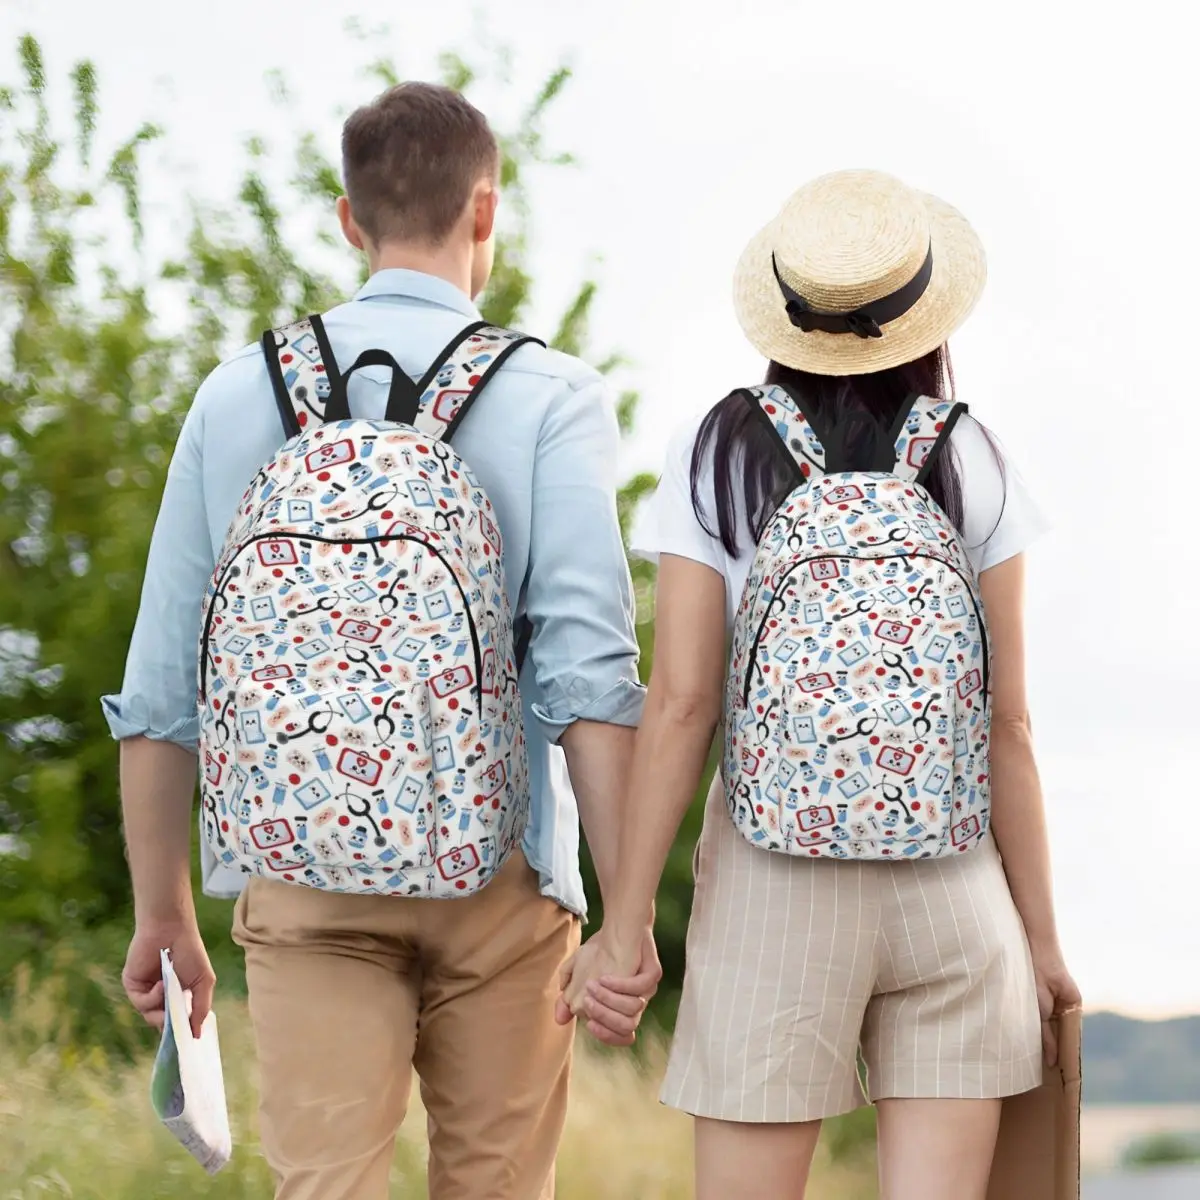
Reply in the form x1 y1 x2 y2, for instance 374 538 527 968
108 267 643 909
108 80 651 1200
191 270 602 613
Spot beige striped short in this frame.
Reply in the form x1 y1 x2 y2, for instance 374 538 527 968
661 776 1043 1123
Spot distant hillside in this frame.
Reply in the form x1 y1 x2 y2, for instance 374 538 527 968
1085 1012 1200 1104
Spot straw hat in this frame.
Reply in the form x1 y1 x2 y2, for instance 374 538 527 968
732 169 986 376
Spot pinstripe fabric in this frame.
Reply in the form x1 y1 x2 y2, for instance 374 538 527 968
661 776 1042 1122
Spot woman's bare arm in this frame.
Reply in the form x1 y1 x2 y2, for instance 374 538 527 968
560 553 727 1012
605 553 728 947
978 553 1060 949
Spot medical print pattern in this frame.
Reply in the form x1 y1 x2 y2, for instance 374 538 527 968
725 385 991 861
197 317 536 898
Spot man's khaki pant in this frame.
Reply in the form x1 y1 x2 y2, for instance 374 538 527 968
232 851 580 1200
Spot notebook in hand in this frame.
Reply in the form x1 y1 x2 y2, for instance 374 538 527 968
149 948 232 1175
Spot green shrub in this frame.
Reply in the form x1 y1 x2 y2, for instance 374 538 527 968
1121 1130 1200 1169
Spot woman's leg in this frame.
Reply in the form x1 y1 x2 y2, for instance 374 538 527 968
875 1098 1001 1200
863 839 1042 1200
666 781 878 1198
695 1117 823 1200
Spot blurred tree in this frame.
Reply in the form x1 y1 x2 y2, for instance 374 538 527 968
0 30 721 1039
1122 1131 1200 1170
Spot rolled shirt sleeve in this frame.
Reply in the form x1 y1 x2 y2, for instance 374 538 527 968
100 392 217 752
523 375 646 742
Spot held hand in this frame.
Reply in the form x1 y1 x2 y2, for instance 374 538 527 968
1031 945 1082 1067
582 926 662 1045
555 927 660 1047
123 921 215 1040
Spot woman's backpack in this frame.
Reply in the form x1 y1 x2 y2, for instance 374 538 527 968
724 384 990 861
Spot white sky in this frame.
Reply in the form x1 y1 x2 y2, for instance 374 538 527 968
4 0 1197 1017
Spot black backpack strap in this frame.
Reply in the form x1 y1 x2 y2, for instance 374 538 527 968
890 394 968 484
514 615 533 675
412 322 544 443
264 315 543 441
739 383 827 485
341 348 423 425
262 315 349 439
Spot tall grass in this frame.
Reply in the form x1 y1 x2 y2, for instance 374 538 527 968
1 964 877 1198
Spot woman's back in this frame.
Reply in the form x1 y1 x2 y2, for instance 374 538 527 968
562 167 1080 1200
634 397 1046 627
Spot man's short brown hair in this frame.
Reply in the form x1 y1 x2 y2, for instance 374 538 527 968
341 82 499 246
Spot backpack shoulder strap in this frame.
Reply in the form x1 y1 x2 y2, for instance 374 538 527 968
411 322 545 443
889 394 969 484
262 315 349 440
739 382 827 485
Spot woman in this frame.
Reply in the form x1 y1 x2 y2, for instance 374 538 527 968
561 170 1080 1200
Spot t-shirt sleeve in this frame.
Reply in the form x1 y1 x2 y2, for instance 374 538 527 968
954 413 1051 574
630 419 723 574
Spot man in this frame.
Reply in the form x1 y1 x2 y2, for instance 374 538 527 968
104 81 659 1200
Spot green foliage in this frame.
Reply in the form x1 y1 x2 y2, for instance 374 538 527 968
822 1103 878 1164
1121 1130 1200 1169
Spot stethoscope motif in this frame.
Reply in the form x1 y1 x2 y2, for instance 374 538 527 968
861 523 913 547
203 791 226 849
785 527 809 555
733 780 757 829
342 786 389 849
279 701 337 741
498 661 520 697
289 594 338 619
881 781 914 822
211 693 236 748
908 579 932 614
372 691 406 746
829 597 874 623
417 441 456 488
754 695 783 742
378 567 416 615
211 564 246 617
343 645 385 685
881 651 918 690
764 591 789 624
827 712 883 743
432 503 466 534
328 484 401 526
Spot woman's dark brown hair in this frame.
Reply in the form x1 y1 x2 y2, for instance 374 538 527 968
690 346 1003 556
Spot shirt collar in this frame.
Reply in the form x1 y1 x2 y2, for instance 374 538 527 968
353 268 481 320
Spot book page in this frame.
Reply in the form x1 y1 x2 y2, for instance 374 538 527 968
149 948 232 1175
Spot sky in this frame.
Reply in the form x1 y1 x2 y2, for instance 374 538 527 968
3 0 1197 1017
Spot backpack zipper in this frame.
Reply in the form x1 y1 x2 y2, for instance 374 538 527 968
199 531 483 710
741 551 988 707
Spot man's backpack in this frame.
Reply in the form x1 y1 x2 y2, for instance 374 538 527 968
198 314 541 897
724 384 990 861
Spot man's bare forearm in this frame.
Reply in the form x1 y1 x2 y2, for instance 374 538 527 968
120 737 199 927
559 719 637 908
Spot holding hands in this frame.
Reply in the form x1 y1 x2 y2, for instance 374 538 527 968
555 926 662 1047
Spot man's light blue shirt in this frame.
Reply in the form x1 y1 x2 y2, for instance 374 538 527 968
101 269 645 917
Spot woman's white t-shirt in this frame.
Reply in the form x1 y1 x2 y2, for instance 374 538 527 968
631 410 1049 626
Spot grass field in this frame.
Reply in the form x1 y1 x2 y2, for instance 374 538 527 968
1 964 877 1199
